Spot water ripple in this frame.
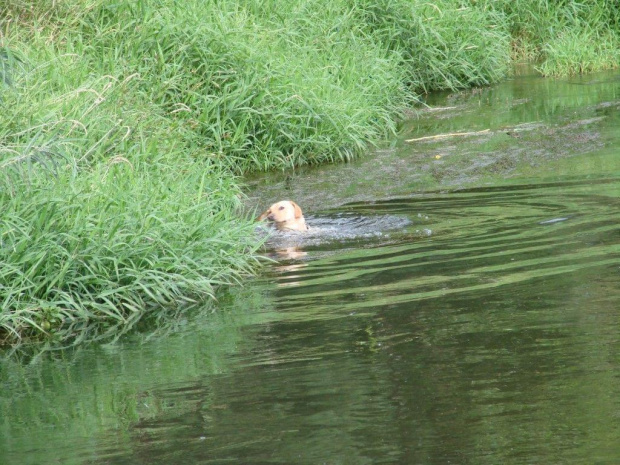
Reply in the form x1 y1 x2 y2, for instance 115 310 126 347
262 178 620 320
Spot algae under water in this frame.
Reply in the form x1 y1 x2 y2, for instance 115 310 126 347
1 69 620 465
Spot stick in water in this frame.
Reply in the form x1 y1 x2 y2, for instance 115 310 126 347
405 129 490 142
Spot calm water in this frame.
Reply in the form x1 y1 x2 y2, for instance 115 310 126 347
2 70 620 464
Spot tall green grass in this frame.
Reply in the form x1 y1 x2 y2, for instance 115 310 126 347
72 0 412 172
352 0 511 92
538 28 620 77
0 30 262 342
0 0 411 344
0 0 267 344
1 162 260 341
476 0 620 75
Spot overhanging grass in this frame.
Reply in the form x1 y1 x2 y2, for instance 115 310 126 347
538 28 620 77
71 0 412 172
476 0 620 74
1 161 261 343
0 1 269 344
352 0 511 92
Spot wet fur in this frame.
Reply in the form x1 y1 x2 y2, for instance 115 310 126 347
257 200 308 231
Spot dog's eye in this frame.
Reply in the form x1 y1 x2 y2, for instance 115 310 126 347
279 206 285 210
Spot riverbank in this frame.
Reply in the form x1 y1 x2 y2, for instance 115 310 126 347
1 0 619 344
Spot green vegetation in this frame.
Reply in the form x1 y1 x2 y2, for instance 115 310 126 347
351 0 511 91
1 0 619 345
479 0 620 76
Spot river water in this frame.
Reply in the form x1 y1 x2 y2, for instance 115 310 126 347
2 69 620 464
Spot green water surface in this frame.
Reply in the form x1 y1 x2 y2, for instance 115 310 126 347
2 69 619 465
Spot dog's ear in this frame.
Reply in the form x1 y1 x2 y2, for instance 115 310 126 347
291 201 303 219
256 208 271 221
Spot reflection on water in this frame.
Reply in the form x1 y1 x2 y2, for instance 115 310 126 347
1 70 620 465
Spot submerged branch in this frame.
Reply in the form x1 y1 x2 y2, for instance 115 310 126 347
405 129 490 142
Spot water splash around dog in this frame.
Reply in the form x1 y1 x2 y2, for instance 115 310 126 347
257 210 433 259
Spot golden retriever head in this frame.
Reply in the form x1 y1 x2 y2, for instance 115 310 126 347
257 200 308 231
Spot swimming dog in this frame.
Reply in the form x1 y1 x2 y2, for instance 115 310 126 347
257 200 308 232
